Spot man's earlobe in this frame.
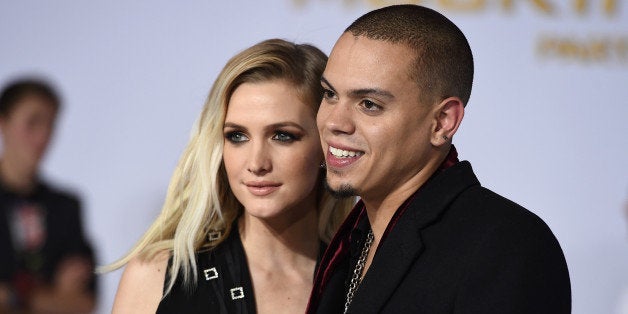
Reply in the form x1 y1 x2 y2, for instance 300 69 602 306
431 97 464 146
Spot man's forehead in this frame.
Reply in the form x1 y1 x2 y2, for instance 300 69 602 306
324 34 416 91
330 33 414 58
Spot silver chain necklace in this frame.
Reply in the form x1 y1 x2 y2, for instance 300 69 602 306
344 229 374 314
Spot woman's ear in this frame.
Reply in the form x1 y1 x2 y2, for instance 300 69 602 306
431 97 464 147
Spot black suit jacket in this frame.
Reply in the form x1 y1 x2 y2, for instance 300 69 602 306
308 161 571 313
0 181 95 288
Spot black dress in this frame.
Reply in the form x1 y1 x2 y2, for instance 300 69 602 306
157 225 325 314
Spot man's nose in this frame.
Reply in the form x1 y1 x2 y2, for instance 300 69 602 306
317 101 355 136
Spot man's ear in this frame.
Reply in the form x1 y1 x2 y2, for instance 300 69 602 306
431 97 464 147
0 116 7 134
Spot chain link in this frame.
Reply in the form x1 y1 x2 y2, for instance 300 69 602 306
344 229 374 314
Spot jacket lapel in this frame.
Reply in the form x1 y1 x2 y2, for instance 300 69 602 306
348 161 480 313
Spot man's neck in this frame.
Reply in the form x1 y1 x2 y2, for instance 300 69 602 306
361 154 445 245
356 153 447 280
0 156 37 194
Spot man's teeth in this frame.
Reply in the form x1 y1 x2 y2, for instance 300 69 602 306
330 146 359 157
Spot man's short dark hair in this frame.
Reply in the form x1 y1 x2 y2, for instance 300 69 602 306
346 5 474 106
0 78 61 117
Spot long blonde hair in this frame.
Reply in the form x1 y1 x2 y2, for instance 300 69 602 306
103 39 354 294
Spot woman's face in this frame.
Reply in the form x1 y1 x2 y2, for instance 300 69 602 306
223 80 322 222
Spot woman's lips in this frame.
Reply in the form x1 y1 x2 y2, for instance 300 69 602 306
245 182 281 196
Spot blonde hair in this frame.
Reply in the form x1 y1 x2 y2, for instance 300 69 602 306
103 39 354 294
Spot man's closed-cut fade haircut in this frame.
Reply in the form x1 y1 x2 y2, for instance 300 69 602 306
346 5 474 106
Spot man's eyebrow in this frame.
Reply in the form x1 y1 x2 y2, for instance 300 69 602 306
348 88 394 101
321 76 394 101
321 76 336 92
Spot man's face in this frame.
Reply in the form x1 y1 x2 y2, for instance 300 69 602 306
318 33 438 205
0 95 57 172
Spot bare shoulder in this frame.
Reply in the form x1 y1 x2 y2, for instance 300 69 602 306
112 251 170 314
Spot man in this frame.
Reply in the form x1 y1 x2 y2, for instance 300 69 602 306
0 79 97 312
308 5 571 314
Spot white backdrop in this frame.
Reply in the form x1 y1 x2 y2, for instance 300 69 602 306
1 1 627 313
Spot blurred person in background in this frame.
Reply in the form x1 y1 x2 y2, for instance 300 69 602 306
107 39 354 313
0 78 97 313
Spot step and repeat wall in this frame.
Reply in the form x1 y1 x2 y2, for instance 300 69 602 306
1 1 627 313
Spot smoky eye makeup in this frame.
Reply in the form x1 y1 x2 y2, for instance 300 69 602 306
223 122 246 143
271 129 302 143
225 131 248 144
223 122 306 144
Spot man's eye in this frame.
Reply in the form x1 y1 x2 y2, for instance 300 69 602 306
322 88 336 100
272 131 297 143
225 132 248 143
362 100 382 112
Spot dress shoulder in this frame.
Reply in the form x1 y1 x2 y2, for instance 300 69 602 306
156 228 256 314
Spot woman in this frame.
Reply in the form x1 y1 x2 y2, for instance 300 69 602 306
108 39 354 313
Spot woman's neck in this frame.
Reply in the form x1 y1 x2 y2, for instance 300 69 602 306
238 201 321 314
238 205 320 271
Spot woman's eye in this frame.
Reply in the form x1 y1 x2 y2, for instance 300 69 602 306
225 132 248 143
272 131 297 143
